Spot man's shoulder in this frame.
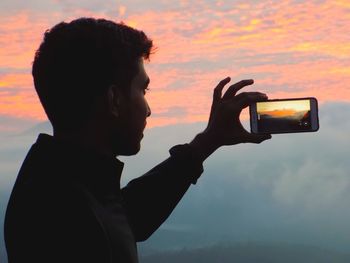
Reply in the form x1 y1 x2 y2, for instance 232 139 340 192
7 172 91 218
5 165 111 263
13 134 90 196
6 133 114 233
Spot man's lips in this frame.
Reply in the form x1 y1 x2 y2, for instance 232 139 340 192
140 122 147 138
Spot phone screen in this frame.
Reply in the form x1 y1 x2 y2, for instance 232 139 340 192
250 98 319 134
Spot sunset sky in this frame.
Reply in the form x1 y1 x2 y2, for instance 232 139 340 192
1 0 350 130
1 1 350 261
257 99 310 118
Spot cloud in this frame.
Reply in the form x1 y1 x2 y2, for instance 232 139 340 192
1 0 350 125
0 0 58 14
1 102 350 261
135 102 350 252
272 160 350 210
0 114 39 134
152 106 187 118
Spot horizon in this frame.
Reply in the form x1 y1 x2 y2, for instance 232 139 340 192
1 0 350 262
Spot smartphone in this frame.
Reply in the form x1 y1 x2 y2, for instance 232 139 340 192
250 97 319 134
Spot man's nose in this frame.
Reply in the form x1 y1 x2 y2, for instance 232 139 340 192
146 101 151 117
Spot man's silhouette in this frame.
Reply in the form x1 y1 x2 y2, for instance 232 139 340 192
4 18 271 263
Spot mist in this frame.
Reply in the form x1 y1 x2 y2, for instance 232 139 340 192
1 102 350 262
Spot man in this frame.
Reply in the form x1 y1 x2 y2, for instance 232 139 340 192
4 18 271 263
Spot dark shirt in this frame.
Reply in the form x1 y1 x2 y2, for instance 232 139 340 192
4 133 203 263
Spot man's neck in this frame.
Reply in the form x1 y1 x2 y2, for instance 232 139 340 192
53 128 114 159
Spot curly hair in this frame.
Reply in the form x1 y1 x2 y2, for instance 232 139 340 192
32 17 154 132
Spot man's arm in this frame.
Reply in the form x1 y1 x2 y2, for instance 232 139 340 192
121 147 203 241
121 78 271 242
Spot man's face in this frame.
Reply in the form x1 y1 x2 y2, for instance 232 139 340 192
111 59 151 156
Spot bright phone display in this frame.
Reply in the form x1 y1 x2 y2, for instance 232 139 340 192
250 97 319 134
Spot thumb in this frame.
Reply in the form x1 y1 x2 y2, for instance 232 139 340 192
245 134 272 144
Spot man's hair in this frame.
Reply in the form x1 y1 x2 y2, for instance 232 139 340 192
32 17 154 132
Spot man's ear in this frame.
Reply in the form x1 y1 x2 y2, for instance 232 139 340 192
107 84 121 117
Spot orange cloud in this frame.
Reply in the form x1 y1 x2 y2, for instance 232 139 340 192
0 73 32 89
0 90 44 120
1 0 350 130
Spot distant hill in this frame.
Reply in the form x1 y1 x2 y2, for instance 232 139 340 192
140 243 350 263
260 110 308 120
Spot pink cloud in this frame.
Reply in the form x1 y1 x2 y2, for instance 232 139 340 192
1 0 350 128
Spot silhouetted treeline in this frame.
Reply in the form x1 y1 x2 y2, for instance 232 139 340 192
140 242 350 263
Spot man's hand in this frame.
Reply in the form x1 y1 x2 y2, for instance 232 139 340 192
205 77 271 147
189 77 271 163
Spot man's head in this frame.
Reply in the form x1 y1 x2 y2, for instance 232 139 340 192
32 17 153 155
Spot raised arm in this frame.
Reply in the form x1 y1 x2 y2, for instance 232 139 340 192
121 78 271 241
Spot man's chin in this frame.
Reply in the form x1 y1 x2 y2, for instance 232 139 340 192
121 148 140 156
111 130 143 156
115 142 141 156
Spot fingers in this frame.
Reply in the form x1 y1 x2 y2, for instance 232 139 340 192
233 92 268 109
209 77 231 123
213 77 231 103
222 79 254 100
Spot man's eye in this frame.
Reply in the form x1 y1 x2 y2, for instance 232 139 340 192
144 87 150 94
